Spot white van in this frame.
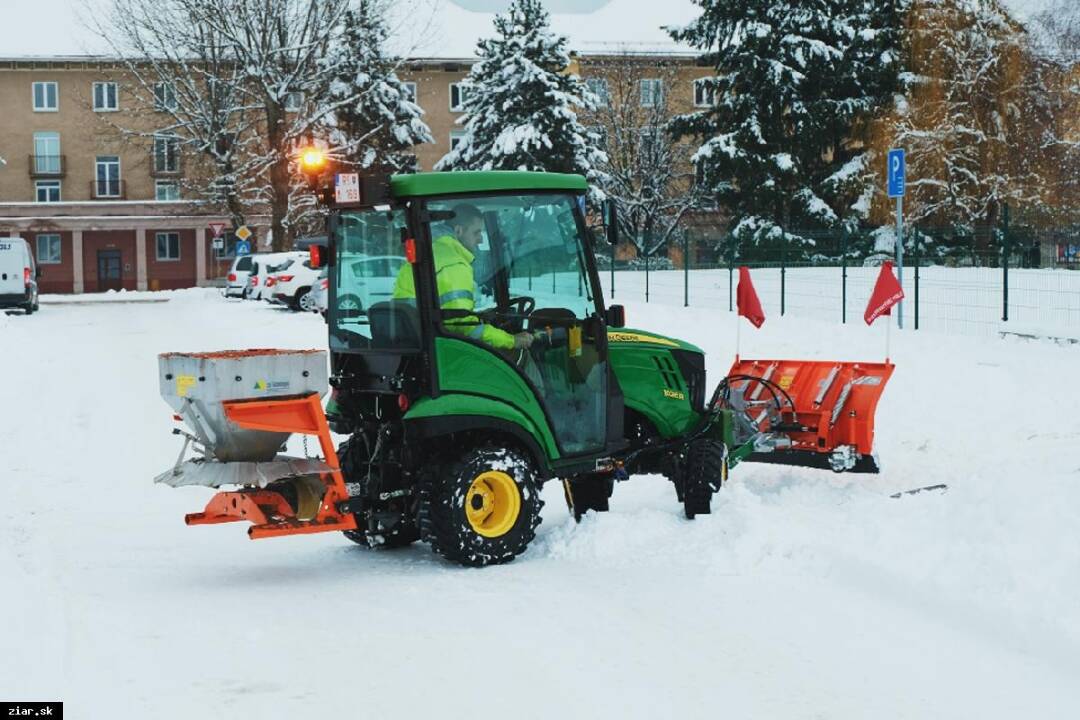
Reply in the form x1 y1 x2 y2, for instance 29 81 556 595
0 237 39 315
225 254 255 298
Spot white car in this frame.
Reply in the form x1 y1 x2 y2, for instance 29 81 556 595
0 237 39 315
310 266 329 319
224 254 255 298
337 254 407 314
248 252 303 301
269 257 322 311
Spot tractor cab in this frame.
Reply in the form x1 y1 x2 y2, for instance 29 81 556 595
323 172 624 468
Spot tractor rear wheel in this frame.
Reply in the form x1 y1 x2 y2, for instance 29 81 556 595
420 444 543 567
682 439 728 519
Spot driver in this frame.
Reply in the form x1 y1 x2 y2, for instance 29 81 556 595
392 203 534 351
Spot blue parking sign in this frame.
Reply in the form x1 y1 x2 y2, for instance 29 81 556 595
236 240 252 255
887 148 905 198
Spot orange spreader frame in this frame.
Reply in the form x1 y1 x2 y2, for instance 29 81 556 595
728 359 894 456
184 393 357 539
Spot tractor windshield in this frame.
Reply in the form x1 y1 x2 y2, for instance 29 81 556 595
329 207 414 351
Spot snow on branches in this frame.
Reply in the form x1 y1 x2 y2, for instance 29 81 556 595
435 0 606 198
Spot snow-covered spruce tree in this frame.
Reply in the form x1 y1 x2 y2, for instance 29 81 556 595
669 1 901 258
326 1 434 174
435 0 605 195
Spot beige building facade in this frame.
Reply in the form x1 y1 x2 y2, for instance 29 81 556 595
1 53 714 293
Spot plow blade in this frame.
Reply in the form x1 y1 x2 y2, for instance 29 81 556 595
728 358 894 473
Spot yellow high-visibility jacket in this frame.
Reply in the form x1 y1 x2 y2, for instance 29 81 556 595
392 234 516 350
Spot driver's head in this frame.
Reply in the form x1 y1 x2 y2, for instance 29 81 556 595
450 204 484 252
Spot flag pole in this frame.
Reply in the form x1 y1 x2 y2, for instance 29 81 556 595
885 314 891 364
736 315 741 363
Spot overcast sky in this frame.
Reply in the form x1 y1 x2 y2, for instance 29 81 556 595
0 0 1057 58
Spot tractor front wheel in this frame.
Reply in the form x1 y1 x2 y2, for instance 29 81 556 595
682 439 728 519
421 444 543 567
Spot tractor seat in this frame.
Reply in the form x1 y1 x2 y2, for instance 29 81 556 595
368 300 422 347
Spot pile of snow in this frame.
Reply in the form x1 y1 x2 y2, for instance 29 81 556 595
2 288 1078 717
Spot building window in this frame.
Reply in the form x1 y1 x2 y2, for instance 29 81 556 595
156 232 181 261
640 79 663 108
95 156 122 197
36 235 62 264
155 181 180 201
35 180 62 203
402 82 417 103
588 126 607 152
639 127 661 156
585 78 609 107
449 82 471 112
284 92 302 111
93 82 119 111
693 78 716 108
450 130 467 151
33 82 58 111
153 134 180 173
154 82 177 111
32 132 62 175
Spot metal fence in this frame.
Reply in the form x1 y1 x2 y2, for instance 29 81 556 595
595 225 1080 339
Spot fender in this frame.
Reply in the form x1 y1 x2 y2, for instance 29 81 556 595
403 394 560 474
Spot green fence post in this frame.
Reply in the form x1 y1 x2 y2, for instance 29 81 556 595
841 229 848 324
1002 203 1010 323
684 234 690 307
610 238 615 299
914 229 920 330
727 234 735 312
780 234 786 317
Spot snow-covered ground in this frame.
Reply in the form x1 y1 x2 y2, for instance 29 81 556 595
3 289 1079 718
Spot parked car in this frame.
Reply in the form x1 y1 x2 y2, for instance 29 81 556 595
225 254 256 298
338 254 406 313
270 258 322 311
0 237 40 315
310 266 329 319
248 252 303 301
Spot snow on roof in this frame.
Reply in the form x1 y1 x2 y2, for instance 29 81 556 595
387 0 701 60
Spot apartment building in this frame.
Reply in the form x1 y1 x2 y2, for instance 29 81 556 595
0 57 243 294
0 52 714 293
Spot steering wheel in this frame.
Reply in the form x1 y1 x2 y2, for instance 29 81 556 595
505 296 535 318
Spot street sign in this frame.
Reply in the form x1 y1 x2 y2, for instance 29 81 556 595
212 238 224 250
235 225 253 241
335 173 360 204
887 148 905 198
235 240 252 255
208 222 227 238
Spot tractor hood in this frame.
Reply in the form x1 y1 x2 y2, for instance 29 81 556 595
606 328 703 355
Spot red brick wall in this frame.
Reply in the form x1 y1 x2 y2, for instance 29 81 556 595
146 228 196 290
29 231 74 294
83 230 136 292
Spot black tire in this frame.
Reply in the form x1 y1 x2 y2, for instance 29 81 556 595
23 303 34 315
682 439 728 519
295 287 316 313
420 444 543 567
564 474 614 521
338 436 419 549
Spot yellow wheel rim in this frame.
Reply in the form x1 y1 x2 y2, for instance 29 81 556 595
465 471 521 538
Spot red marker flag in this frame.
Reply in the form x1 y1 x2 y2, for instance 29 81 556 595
864 261 905 325
737 266 765 328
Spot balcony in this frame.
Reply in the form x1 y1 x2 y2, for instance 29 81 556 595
29 155 66 178
89 179 127 200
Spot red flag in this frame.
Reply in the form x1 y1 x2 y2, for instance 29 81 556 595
737 266 765 328
864 261 905 325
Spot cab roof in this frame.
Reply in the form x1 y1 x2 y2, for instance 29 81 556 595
389 171 588 198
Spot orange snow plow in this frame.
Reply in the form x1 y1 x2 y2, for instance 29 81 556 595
722 359 895 473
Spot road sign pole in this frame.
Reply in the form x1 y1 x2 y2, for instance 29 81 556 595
896 195 904 330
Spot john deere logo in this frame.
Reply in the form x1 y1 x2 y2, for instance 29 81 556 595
663 388 685 401
253 379 290 392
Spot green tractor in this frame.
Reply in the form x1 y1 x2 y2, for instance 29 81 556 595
307 170 893 566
